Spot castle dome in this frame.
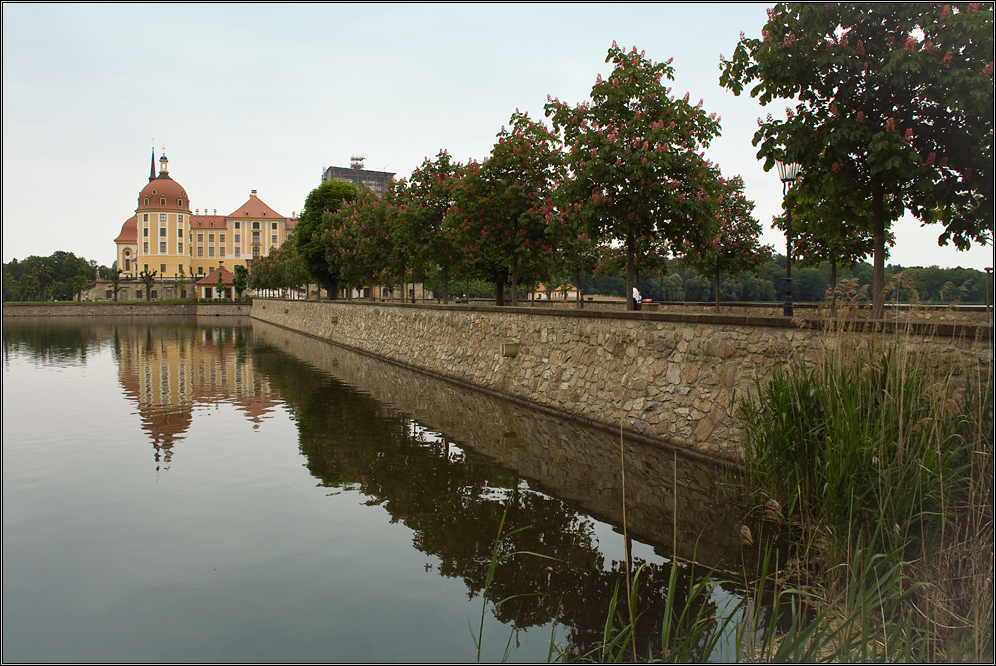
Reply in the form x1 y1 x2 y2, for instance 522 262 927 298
137 153 191 212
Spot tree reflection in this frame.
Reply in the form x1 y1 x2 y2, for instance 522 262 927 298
252 342 733 657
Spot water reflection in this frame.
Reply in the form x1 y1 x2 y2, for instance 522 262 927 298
2 316 750 661
112 321 280 470
251 320 749 658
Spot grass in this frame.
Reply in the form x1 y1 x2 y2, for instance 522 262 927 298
732 277 994 662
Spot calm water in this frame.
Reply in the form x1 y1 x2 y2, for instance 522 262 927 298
2 316 748 663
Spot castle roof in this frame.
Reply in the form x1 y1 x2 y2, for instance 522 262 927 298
228 190 285 219
136 154 190 212
196 266 236 286
115 214 137 244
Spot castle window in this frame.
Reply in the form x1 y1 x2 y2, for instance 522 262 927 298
178 199 182 206
271 235 277 244
234 248 240 257
178 214 183 223
143 214 149 222
234 234 240 243
143 228 149 237
220 233 225 243
178 242 183 254
219 247 225 257
144 198 149 206
143 242 149 253
159 227 166 237
159 242 166 253
208 247 215 257
272 222 277 229
160 264 166 273
208 233 214 242
197 247 203 257
178 228 183 238
235 221 240 229
197 233 203 242
253 222 260 230
160 214 166 222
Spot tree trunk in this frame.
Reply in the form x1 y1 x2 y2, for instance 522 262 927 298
495 281 505 306
398 259 406 303
626 231 636 311
442 265 450 304
715 267 721 311
872 183 886 320
510 255 519 306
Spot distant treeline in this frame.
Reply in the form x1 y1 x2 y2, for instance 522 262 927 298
3 250 990 306
434 256 991 305
3 252 113 302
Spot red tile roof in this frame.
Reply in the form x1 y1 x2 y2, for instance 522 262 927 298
196 266 236 285
115 215 137 243
228 191 285 219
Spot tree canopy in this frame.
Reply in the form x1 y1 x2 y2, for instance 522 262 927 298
296 179 361 298
546 42 724 309
720 2 994 316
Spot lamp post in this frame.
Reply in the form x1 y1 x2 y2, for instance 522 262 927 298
776 160 801 316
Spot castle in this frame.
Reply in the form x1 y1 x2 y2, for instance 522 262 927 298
105 150 295 299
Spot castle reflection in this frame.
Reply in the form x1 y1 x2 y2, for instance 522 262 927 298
112 321 279 471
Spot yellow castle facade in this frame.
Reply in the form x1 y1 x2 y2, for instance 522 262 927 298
111 151 295 294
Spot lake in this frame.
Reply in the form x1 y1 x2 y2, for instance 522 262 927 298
2 315 749 663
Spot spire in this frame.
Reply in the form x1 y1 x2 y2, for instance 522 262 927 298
149 143 156 182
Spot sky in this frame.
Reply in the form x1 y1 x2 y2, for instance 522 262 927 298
2 2 992 271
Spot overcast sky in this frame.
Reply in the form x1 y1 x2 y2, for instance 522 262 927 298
3 2 992 270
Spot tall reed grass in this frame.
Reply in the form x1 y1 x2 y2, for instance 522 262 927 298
734 278 993 661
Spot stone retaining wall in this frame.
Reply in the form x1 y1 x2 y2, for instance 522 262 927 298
2 303 252 317
252 319 744 569
252 299 992 462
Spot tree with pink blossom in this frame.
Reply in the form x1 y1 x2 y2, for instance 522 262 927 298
447 111 565 305
546 42 724 310
721 3 993 318
678 175 772 309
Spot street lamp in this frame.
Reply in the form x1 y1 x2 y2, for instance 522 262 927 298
776 160 801 316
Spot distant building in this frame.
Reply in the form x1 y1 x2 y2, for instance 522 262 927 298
101 150 297 300
321 155 395 195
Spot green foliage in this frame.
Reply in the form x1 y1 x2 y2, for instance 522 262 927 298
296 179 361 297
233 265 248 298
735 330 993 660
3 251 108 301
325 188 394 297
547 42 724 309
720 3 994 316
448 111 565 305
249 237 308 295
394 151 467 303
678 175 772 307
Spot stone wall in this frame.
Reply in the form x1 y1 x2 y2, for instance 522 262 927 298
252 299 993 462
252 319 744 569
3 303 252 317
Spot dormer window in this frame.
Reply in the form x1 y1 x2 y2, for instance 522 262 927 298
144 198 149 205
178 198 182 206
160 198 166 206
